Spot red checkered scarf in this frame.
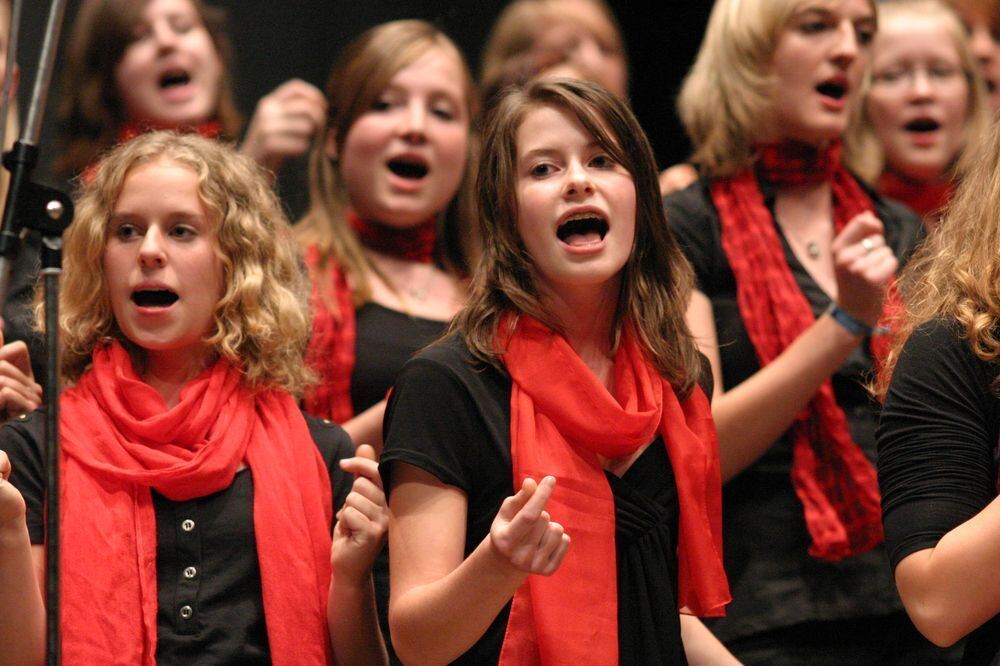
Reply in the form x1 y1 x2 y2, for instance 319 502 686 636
878 170 952 221
80 120 224 185
710 140 884 560
347 211 436 264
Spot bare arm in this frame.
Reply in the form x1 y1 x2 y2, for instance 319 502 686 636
893 496 1000 647
328 445 389 666
341 401 386 456
687 214 897 481
680 615 741 665
388 467 569 665
0 450 45 665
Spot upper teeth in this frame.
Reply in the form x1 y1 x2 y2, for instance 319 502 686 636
564 213 601 222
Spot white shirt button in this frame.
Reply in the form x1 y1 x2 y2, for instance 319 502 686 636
179 605 193 619
181 519 195 532
183 566 198 579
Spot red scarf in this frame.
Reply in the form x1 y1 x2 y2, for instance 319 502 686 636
878 170 952 221
117 119 223 144
303 214 438 421
81 120 224 185
303 244 357 422
58 342 333 664
710 140 885 561
497 316 730 664
347 211 437 264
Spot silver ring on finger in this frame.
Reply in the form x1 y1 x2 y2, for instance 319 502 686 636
861 237 876 254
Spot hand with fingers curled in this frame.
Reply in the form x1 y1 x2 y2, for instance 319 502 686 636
331 444 389 583
240 78 328 173
0 450 26 531
0 327 42 421
831 212 899 328
488 476 572 577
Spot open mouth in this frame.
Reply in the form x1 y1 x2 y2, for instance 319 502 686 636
131 289 179 308
816 80 848 100
987 79 997 94
556 213 609 247
387 157 430 180
904 118 941 133
159 69 191 90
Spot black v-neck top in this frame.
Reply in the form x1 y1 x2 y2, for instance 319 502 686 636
381 334 713 664
663 176 923 642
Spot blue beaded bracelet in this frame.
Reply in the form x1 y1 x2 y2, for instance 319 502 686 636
826 304 873 337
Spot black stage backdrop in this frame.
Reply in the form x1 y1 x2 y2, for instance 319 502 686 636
20 0 712 189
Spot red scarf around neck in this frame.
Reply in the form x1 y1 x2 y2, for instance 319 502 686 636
81 120 224 185
303 244 357 422
58 341 333 665
347 211 437 264
709 140 885 561
878 169 952 222
303 213 439 422
497 315 730 665
117 119 223 144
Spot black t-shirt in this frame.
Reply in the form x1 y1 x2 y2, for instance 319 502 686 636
878 319 1000 665
350 301 448 414
664 177 924 641
350 300 448 664
381 334 713 664
1 409 354 664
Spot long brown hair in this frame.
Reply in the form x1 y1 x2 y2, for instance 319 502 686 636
875 120 1000 398
295 19 479 305
54 0 242 178
456 78 702 391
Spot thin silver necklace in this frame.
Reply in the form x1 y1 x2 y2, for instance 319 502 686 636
779 222 824 260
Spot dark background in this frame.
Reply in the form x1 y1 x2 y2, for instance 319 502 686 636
19 1 713 186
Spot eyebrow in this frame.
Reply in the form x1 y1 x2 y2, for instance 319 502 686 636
519 140 603 162
109 211 207 224
795 5 876 25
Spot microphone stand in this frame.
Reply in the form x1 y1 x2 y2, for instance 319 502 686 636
0 1 73 664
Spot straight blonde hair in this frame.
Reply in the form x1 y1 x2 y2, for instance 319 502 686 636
679 0 877 177
295 20 478 306
844 0 991 184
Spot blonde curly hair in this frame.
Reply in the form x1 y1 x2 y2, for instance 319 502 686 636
54 131 314 395
875 119 1000 398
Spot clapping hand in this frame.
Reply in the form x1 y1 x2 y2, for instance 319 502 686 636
331 444 389 583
